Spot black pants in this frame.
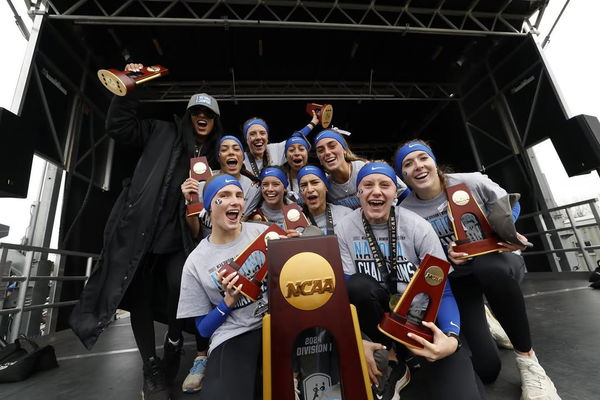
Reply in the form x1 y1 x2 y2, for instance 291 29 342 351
347 274 484 400
127 251 208 361
449 251 531 383
199 329 263 400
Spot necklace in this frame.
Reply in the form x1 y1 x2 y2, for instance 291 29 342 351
361 207 398 294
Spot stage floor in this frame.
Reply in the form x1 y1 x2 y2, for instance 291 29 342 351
1 272 597 399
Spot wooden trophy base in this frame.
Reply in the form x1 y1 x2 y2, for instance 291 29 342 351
379 313 432 349
282 204 309 231
219 262 263 301
186 201 204 217
453 236 503 259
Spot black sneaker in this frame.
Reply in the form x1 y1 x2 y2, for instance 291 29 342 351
163 334 183 386
381 361 411 400
142 356 170 400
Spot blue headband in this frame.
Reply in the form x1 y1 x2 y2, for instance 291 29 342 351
203 174 243 212
394 142 437 173
285 133 310 153
313 129 347 149
259 167 288 188
356 162 397 187
243 119 269 138
218 135 245 160
297 165 330 188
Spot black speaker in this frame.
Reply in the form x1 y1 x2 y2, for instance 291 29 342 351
0 108 34 198
551 114 600 177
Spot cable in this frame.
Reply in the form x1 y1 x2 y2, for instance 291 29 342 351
541 0 571 48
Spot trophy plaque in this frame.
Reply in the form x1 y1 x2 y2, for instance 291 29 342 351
446 184 504 258
263 235 373 400
97 65 168 96
306 103 334 128
220 224 287 302
247 208 269 222
378 254 451 349
282 203 309 232
186 156 212 217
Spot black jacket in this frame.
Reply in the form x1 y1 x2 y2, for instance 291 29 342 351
69 95 198 349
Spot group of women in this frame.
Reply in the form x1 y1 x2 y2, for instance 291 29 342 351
71 64 561 400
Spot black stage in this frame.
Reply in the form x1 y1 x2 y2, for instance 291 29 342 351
1 273 597 400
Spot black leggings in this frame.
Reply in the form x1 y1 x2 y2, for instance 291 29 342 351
347 274 484 400
199 329 263 400
128 251 208 361
449 251 532 383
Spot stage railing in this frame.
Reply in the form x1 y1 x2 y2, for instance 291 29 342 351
0 243 99 343
519 198 600 272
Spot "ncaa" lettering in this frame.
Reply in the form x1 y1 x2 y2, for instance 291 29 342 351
285 278 334 298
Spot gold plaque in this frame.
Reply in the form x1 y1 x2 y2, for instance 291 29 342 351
452 190 470 206
146 66 160 72
424 266 444 286
321 104 333 128
279 252 335 311
192 161 207 175
287 208 300 222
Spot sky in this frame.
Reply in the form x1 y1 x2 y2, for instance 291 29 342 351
0 1 599 245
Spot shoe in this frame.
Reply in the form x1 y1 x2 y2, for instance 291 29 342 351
163 334 183 386
381 361 411 400
142 356 170 400
485 304 514 350
515 352 561 400
181 355 207 393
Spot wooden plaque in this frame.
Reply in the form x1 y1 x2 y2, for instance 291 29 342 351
305 103 334 128
378 254 451 349
220 224 286 301
186 156 212 217
263 236 373 400
247 208 269 223
97 65 168 96
282 203 309 231
446 183 503 258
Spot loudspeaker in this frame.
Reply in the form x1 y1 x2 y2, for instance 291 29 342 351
0 108 34 198
551 114 600 177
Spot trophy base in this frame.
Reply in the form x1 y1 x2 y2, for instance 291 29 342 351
220 263 262 302
453 236 504 259
97 69 134 96
378 312 432 350
186 202 204 217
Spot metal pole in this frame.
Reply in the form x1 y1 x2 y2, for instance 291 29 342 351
84 256 93 286
458 101 484 171
9 250 34 342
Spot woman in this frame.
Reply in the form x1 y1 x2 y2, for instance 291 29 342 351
336 162 482 400
246 166 289 227
282 133 310 203
242 112 318 176
297 165 352 234
313 130 408 209
177 174 271 400
182 135 261 239
70 64 221 398
395 141 560 400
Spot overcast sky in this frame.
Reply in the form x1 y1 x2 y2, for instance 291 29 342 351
0 1 599 244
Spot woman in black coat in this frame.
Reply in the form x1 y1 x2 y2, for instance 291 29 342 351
70 63 222 399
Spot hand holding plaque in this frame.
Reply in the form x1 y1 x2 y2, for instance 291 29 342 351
97 64 168 96
378 254 451 349
219 224 287 301
186 156 212 217
306 103 334 128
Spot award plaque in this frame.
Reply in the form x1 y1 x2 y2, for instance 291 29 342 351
378 254 451 349
247 208 269 223
97 65 168 96
186 156 212 217
446 184 504 258
305 103 334 128
282 203 309 232
263 235 373 400
220 224 287 302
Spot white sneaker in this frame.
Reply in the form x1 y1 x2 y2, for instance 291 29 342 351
515 352 561 400
485 304 514 350
181 355 207 393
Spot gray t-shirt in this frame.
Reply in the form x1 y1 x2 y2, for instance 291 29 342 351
400 172 507 250
260 204 285 228
336 206 446 293
177 222 269 354
327 160 408 210
311 203 353 235
243 141 287 173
